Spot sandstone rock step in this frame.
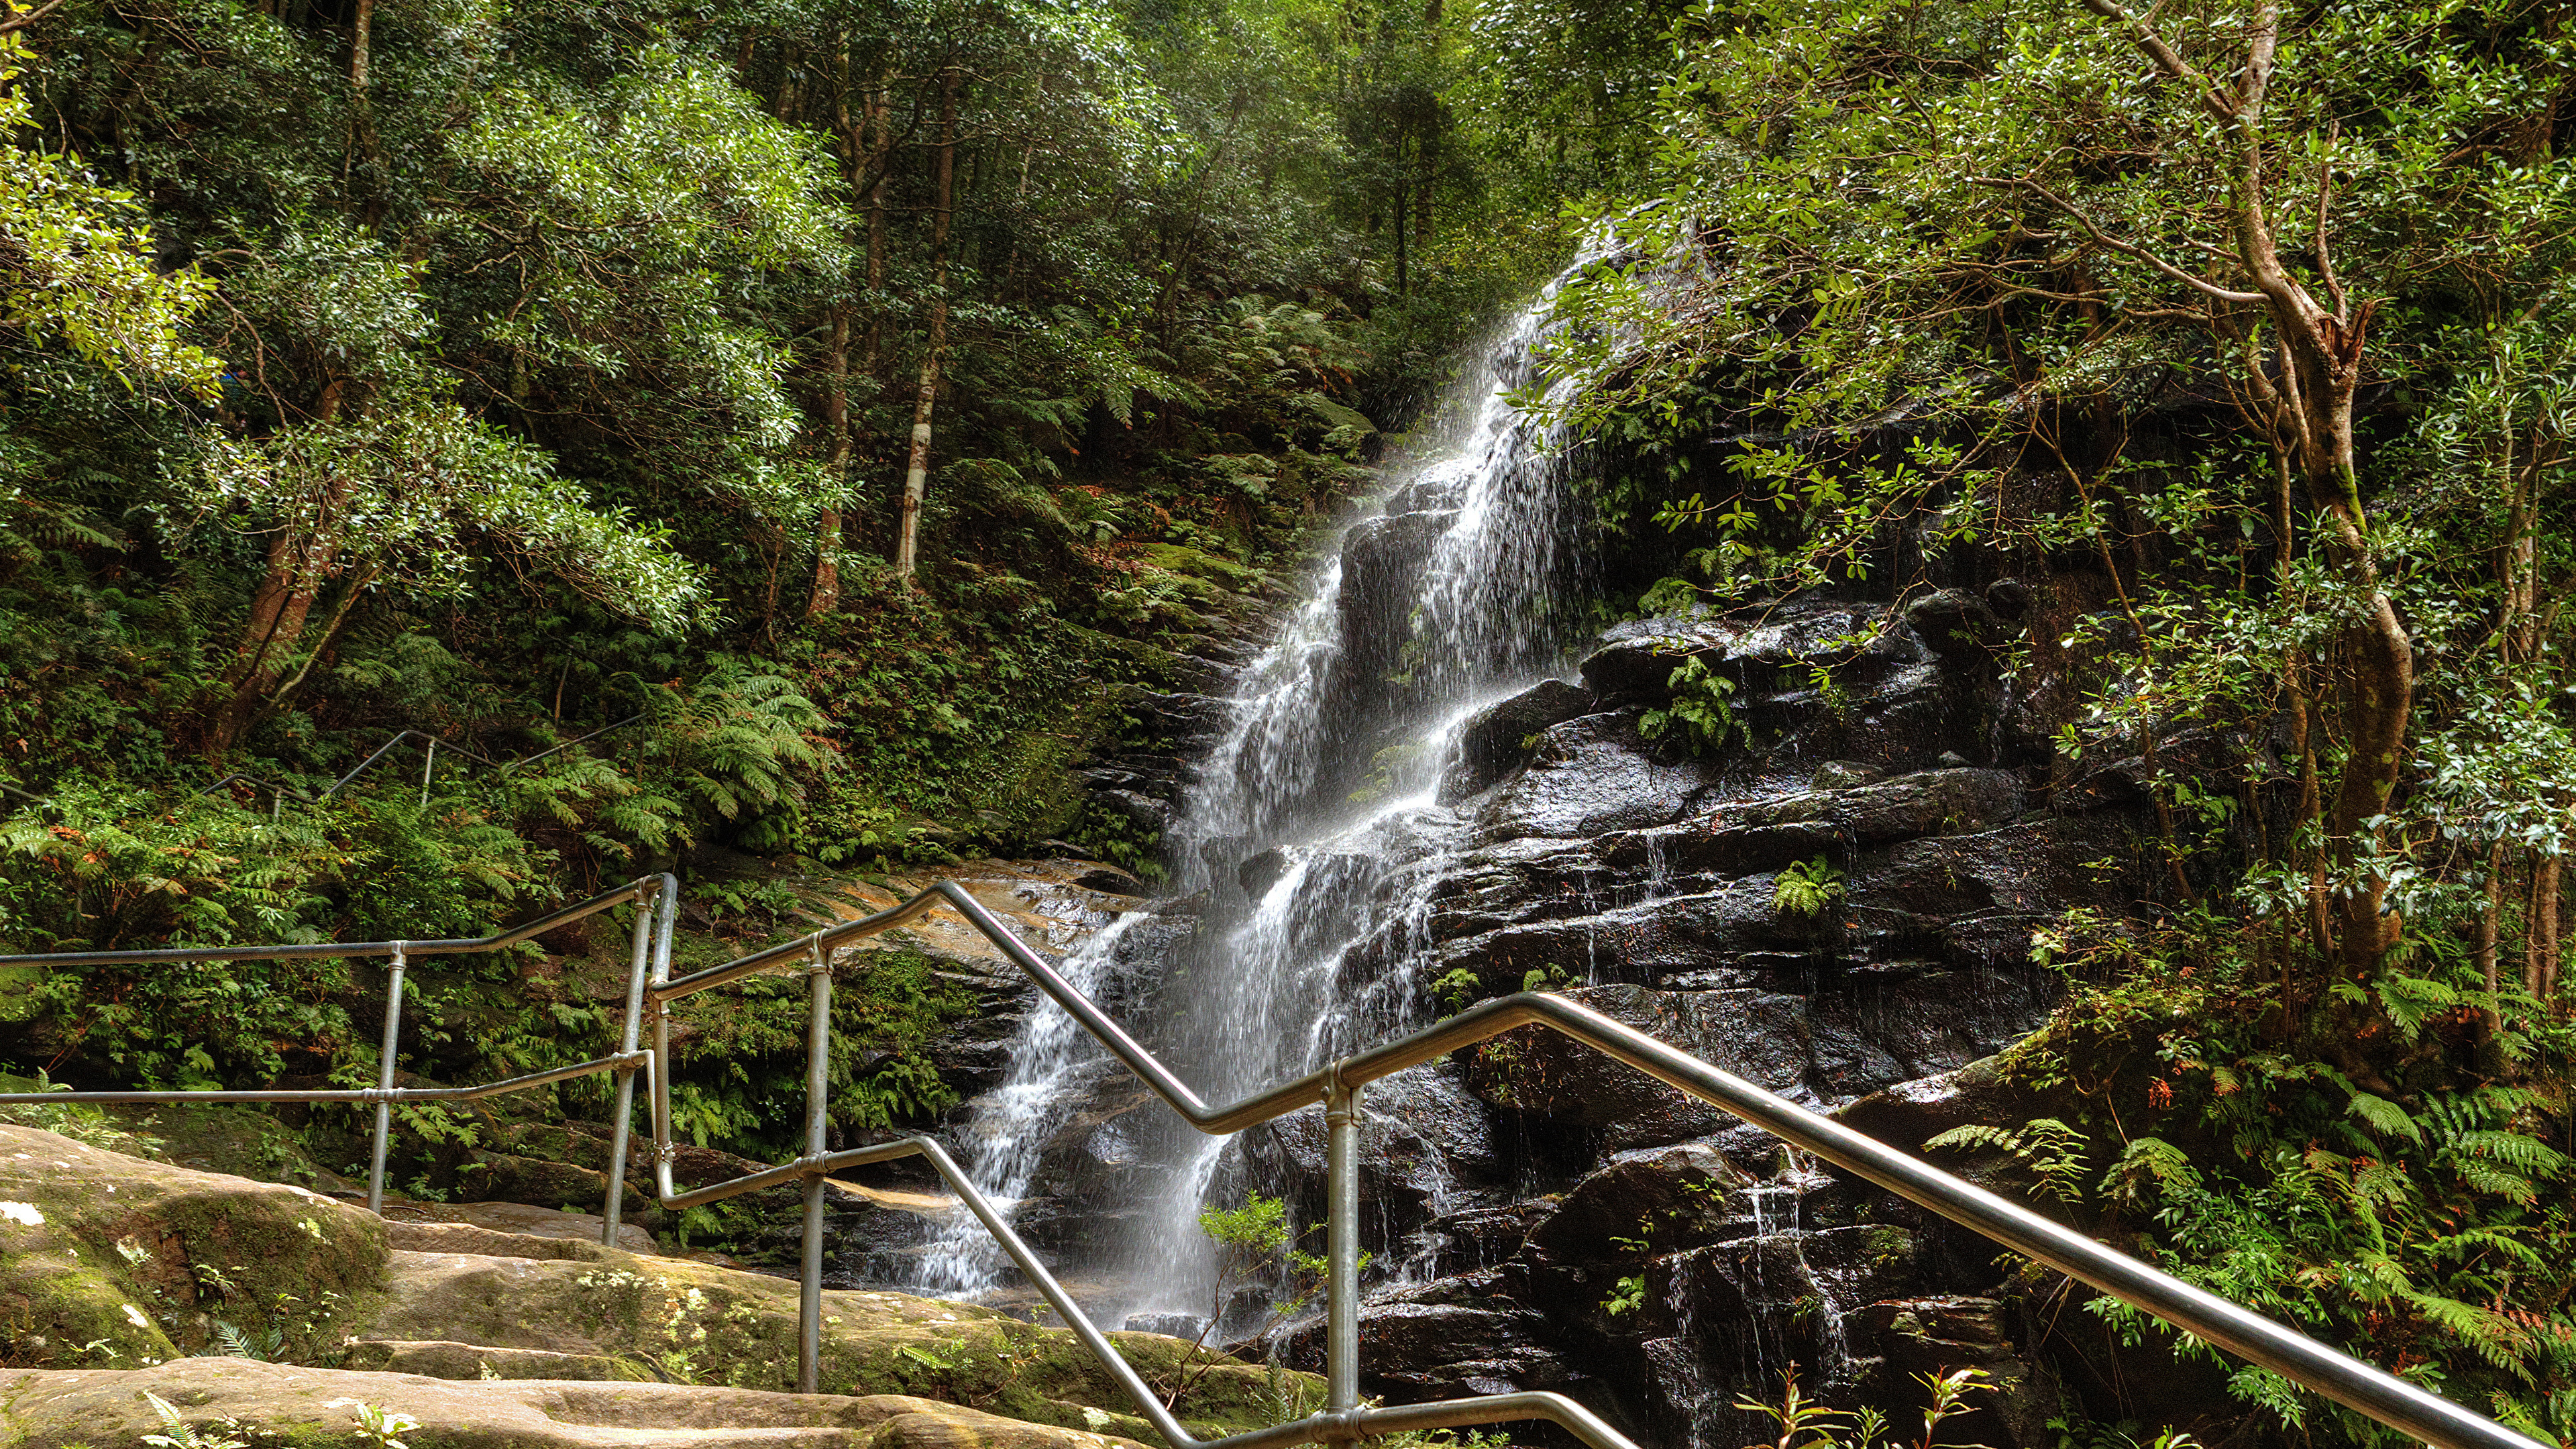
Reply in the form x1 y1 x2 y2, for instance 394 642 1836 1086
0 1123 1312 1449
0 1359 1144 1449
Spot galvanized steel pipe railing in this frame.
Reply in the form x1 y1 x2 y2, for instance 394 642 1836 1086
0 873 676 1231
626 879 2550 1449
0 873 2551 1449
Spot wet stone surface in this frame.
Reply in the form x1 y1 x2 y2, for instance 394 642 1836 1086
886 578 2164 1446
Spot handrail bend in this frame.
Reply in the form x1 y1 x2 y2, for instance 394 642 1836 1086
0 877 2550 1449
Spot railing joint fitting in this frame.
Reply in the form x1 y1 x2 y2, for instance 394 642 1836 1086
1323 1063 1357 1125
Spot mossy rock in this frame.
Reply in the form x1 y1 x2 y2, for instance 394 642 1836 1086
360 1250 1310 1446
0 1359 1157 1449
0 1122 1318 1448
1131 545 1263 596
0 1124 385 1370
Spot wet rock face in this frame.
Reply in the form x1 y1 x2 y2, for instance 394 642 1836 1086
1446 679 1597 800
906 590 2161 1447
1252 596 2158 1444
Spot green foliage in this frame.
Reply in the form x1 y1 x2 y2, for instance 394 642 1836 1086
1734 1365 2000 1449
350 1402 421 1449
0 9 216 398
1521 963 1572 994
1601 1273 1646 1317
1771 857 1845 920
1926 1118 2091 1207
1637 655 1745 755
1170 1192 1352 1408
664 947 972 1160
2000 912 2576 1445
140 1393 252 1449
0 1071 164 1158
1432 967 1486 1014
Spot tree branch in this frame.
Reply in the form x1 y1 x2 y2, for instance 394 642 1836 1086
0 0 69 36
2078 0 2233 121
2315 118 2347 319
1974 176 2268 304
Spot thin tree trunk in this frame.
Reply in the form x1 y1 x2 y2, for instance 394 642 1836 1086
807 49 861 621
809 299 851 619
2532 855 2561 1004
894 63 960 584
349 0 372 90
211 378 350 759
2480 841 2508 1036
1393 132 1410 298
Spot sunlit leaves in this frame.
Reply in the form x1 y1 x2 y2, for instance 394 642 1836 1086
193 400 706 629
0 17 217 397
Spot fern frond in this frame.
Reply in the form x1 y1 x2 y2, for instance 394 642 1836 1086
2347 1091 2424 1144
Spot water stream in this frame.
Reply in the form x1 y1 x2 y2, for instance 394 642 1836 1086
910 260 1599 1320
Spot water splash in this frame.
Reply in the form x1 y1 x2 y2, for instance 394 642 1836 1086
911 910 1149 1295
913 252 1603 1317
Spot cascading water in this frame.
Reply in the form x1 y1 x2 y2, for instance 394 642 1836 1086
1114 266 1601 1318
906 254 1604 1318
912 910 1148 1296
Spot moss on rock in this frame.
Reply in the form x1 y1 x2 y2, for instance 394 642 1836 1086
0 1124 384 1370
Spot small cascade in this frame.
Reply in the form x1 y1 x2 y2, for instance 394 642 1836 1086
908 251 1603 1318
910 910 1148 1295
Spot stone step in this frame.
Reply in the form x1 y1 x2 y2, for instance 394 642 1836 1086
342 1337 647 1381
0 1121 1305 1449
0 1359 1140 1449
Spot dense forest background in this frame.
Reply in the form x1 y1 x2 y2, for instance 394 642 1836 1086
3 0 2576 1440
0 0 1668 1071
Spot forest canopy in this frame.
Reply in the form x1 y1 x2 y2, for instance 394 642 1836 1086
3 0 2576 1438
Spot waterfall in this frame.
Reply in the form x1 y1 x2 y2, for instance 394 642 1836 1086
909 255 1600 1319
911 910 1150 1296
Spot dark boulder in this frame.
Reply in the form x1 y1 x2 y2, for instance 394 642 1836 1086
1426 880 1825 1000
1236 848 1290 900
1462 983 1815 1147
1337 510 1455 680
1279 1297 1587 1399
1843 1297 2064 1449
1445 678 1597 799
1523 1142 1746 1268
1477 714 1716 841
1903 588 2012 660
1578 619 1742 700
1419 835 1625 946
1849 815 2150 967
1741 767 2026 845
1069 864 1150 896
1833 1057 2019 1155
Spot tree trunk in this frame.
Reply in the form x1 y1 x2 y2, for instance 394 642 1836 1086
349 0 372 90
1393 132 1410 298
2089 0 2414 975
809 299 851 618
2479 841 2507 1036
894 63 960 584
209 379 351 760
2530 855 2560 1004
808 52 870 621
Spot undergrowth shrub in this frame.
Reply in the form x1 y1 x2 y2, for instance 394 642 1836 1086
1954 909 2576 1446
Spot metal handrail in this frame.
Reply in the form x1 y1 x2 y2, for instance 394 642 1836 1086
0 873 672 1230
0 877 2550 1449
178 714 647 814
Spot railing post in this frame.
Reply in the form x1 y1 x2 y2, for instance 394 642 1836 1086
367 942 408 1214
1324 1069 1361 1418
419 737 437 805
798 937 835 1395
600 880 657 1246
648 880 679 1205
